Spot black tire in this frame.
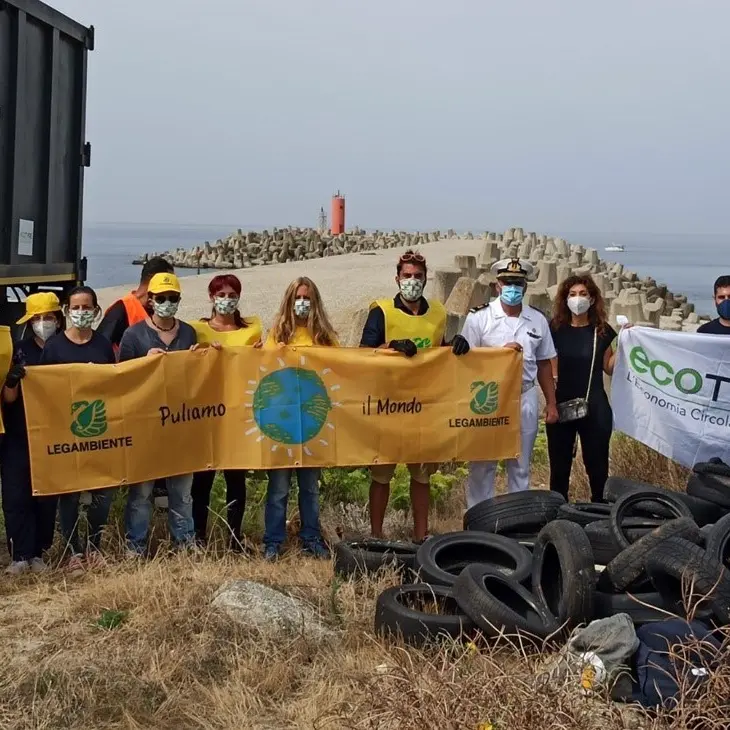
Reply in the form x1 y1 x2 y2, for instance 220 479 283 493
452 565 559 641
374 584 476 646
556 502 611 527
463 491 565 535
611 491 693 549
333 539 417 578
531 520 595 631
584 519 665 565
605 518 702 592
414 531 532 587
686 473 730 510
604 476 718 526
646 538 730 624
593 590 671 626
705 513 730 569
693 459 730 478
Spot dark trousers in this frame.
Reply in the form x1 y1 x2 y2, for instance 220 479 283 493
191 469 247 544
546 398 613 503
1 448 58 562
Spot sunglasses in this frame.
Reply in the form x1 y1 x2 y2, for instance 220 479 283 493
152 294 180 304
399 251 425 264
499 277 525 286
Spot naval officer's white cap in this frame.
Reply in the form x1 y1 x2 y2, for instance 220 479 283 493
490 257 535 280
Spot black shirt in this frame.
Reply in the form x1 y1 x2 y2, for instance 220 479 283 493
1 338 43 449
697 318 730 335
97 300 130 346
118 320 197 362
551 323 617 403
40 331 116 366
360 295 446 347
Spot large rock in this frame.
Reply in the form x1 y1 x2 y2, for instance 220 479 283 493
345 307 370 347
454 254 478 280
211 580 337 643
431 267 462 303
445 277 487 315
444 313 466 343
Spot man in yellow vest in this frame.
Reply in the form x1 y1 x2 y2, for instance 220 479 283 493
360 249 470 541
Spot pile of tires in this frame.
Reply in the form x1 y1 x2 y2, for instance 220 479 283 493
336 463 730 648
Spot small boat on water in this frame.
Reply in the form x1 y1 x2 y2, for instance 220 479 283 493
605 243 625 252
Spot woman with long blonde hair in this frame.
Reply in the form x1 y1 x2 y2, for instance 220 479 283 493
263 277 338 560
266 276 338 347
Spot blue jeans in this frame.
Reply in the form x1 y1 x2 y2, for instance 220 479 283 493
264 468 322 548
59 488 114 556
125 474 194 553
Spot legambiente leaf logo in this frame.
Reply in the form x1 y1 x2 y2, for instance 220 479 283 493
70 399 108 438
469 381 499 415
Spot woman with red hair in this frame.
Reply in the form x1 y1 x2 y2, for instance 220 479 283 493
548 274 620 503
189 274 262 550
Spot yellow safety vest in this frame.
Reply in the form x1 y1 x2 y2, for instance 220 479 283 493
189 316 262 346
372 298 446 349
0 325 11 434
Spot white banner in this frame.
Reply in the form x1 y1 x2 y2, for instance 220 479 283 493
612 327 730 468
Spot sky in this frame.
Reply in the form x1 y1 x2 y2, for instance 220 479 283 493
52 0 730 233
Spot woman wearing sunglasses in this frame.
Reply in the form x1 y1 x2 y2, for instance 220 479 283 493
188 274 262 551
119 272 199 555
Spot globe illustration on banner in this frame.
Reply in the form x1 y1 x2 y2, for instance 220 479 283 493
252 367 333 445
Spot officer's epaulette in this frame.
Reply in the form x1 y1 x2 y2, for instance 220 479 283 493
469 303 489 313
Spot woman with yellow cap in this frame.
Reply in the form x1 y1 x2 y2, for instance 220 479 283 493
1 292 64 575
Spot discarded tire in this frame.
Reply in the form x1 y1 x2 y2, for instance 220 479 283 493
705 513 730 569
414 531 532 587
686 472 730 510
604 477 718 526
611 491 693 549
593 590 670 626
584 519 664 565
693 459 730 479
463 492 565 535
452 565 559 641
556 502 611 527
605 518 702 592
646 538 730 625
334 539 417 578
374 584 476 646
531 520 595 631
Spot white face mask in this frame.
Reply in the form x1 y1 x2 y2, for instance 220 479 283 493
567 296 592 316
399 277 424 302
294 298 311 319
69 310 96 329
32 319 57 342
214 296 239 315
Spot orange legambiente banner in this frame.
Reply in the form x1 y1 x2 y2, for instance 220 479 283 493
22 346 522 496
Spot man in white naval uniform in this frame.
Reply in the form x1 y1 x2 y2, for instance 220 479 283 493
460 258 558 508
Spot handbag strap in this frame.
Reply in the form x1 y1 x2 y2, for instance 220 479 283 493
584 326 598 400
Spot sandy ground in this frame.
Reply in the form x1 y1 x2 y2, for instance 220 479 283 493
96 238 484 339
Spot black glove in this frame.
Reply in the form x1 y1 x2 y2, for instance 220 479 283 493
389 339 418 358
451 334 470 356
5 363 26 388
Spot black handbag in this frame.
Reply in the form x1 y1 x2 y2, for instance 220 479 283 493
557 326 597 423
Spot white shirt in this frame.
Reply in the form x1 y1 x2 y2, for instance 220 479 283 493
461 298 556 384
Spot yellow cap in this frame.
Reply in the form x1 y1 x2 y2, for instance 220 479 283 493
148 272 181 294
17 292 61 324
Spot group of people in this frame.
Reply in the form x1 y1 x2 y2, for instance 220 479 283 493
2 247 730 577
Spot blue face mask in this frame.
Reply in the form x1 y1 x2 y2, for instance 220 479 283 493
717 299 730 320
500 284 524 307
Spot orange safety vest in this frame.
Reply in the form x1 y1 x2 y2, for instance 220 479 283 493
106 292 148 354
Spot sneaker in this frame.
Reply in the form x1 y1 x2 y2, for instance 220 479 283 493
66 554 85 577
302 540 330 559
5 560 30 575
263 544 280 561
30 557 49 574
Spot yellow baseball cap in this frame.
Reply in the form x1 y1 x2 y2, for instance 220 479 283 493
17 292 61 324
148 272 181 294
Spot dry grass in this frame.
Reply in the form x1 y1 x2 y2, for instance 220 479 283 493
0 437 725 729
